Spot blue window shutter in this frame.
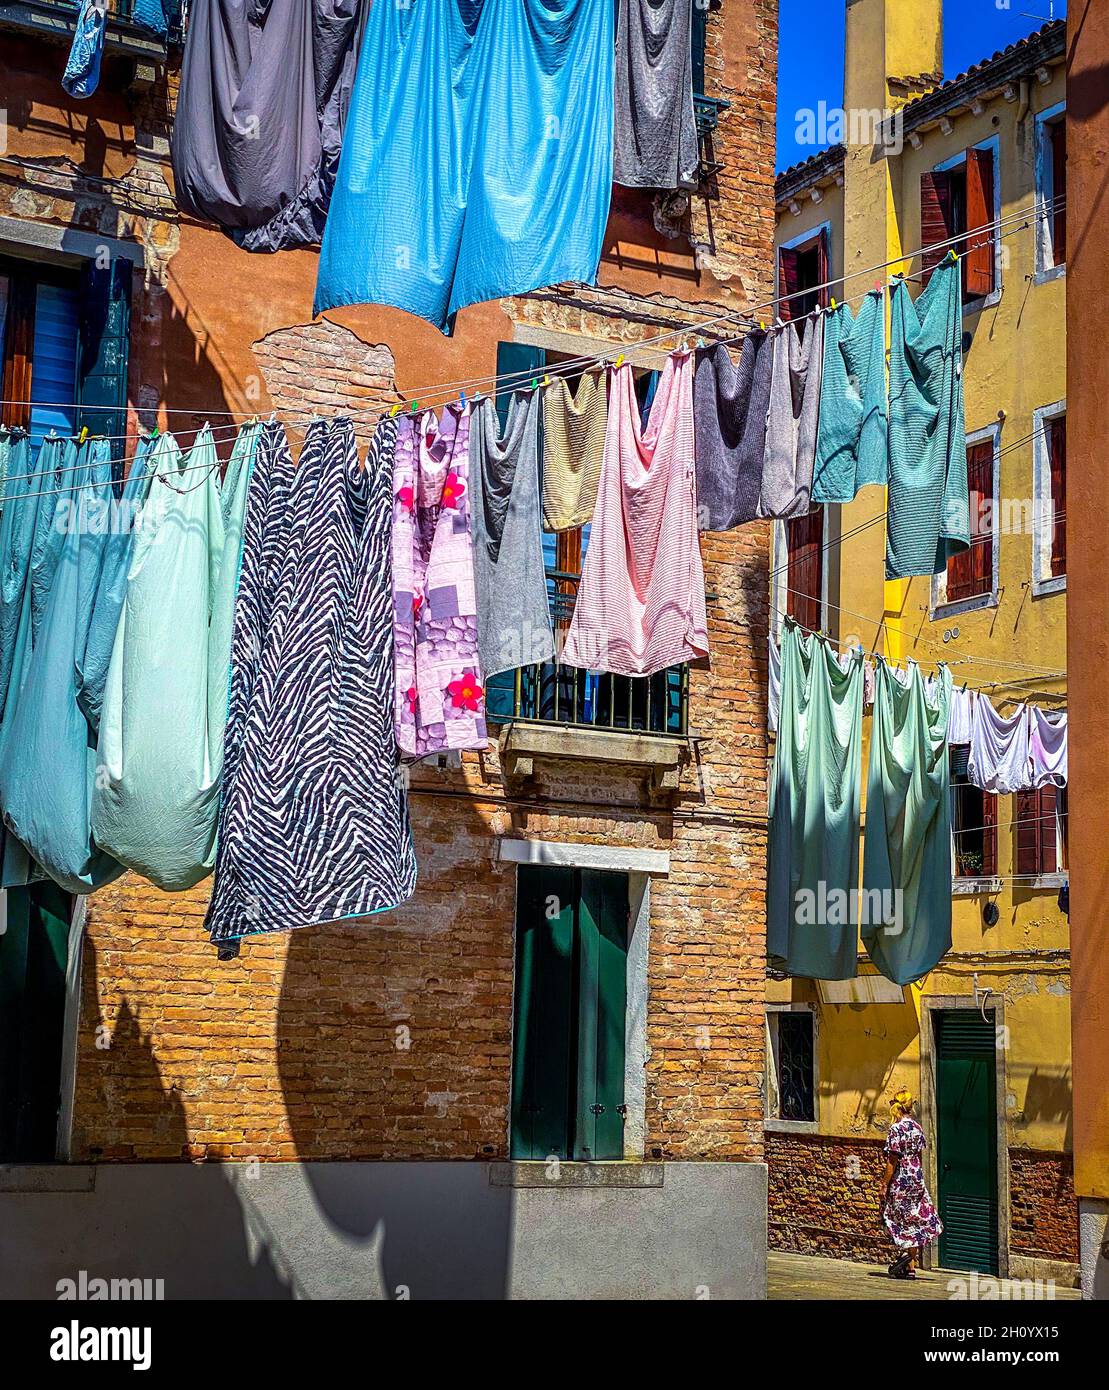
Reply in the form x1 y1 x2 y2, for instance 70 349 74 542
28 283 79 455
77 258 132 453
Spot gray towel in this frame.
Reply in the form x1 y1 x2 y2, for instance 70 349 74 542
693 333 772 531
614 0 699 190
759 315 824 519
469 393 555 679
172 0 368 251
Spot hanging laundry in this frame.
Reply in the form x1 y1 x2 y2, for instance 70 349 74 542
760 314 824 519
172 0 369 251
92 424 260 892
563 353 708 677
0 435 75 888
0 440 124 894
1029 707 1068 788
206 418 417 950
967 695 1032 794
469 391 553 680
0 425 21 506
812 292 888 505
767 629 780 733
613 0 698 190
542 370 608 532
693 332 773 531
62 0 107 100
314 0 615 331
946 683 976 746
393 405 487 760
75 437 156 733
886 259 969 579
767 622 865 980
131 0 171 36
862 661 952 986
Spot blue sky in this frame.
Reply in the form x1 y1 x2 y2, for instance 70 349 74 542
777 0 1066 170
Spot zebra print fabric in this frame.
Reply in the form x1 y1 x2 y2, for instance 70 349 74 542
206 417 417 952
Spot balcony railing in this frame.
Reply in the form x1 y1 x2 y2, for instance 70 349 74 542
486 570 689 739
0 0 184 54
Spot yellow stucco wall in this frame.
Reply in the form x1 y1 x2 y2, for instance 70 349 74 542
770 25 1069 1161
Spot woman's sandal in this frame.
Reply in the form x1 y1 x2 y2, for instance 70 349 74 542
887 1251 913 1278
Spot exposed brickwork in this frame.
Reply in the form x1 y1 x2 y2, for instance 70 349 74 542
4 5 778 1166
767 1132 891 1262
1010 1149 1079 1262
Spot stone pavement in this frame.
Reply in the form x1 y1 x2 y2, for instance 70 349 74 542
769 1250 1082 1301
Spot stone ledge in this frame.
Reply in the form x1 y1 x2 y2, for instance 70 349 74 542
489 1162 664 1190
0 1165 96 1193
498 721 687 803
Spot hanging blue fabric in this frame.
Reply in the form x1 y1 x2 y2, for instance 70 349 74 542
63 0 108 100
131 0 170 37
0 435 74 887
314 0 615 332
0 440 124 894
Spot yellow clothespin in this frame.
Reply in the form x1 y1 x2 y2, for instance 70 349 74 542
759 321 766 331
830 297 837 310
389 402 401 417
78 426 89 444
614 354 625 369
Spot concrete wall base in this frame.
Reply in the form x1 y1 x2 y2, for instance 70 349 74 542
1078 1197 1109 1300
0 1160 767 1301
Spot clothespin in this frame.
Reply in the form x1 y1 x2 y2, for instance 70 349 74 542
830 298 837 310
614 354 625 369
696 337 706 349
78 426 89 445
530 377 538 390
759 321 766 332
946 248 959 263
459 390 465 407
543 373 551 387
150 424 159 439
409 400 419 414
389 402 401 417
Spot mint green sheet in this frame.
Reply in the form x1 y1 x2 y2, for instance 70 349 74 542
812 292 887 504
862 661 952 985
767 620 865 980
886 258 969 578
92 424 259 890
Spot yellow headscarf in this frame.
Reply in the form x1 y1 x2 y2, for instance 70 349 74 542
889 1088 915 1120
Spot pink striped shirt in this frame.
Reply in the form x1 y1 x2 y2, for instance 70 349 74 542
563 352 708 677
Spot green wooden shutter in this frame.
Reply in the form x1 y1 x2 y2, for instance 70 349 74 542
574 870 628 1160
511 866 576 1160
935 1010 999 1274
0 883 72 1162
77 257 132 460
510 866 629 1161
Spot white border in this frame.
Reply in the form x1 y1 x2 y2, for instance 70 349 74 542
764 1002 819 1135
1033 100 1067 284
1032 397 1067 598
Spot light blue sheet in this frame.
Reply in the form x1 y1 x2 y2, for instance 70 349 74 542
314 0 615 331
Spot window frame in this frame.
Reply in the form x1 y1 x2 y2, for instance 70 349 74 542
1034 101 1067 283
772 507 828 639
949 748 998 889
1013 783 1068 889
1032 398 1067 597
931 420 1001 619
765 1003 819 1134
775 220 832 323
926 136 1003 311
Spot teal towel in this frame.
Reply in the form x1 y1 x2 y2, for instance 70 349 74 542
862 661 952 985
812 291 888 504
886 258 969 578
767 620 865 980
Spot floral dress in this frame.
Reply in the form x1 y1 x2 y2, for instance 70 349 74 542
882 1117 944 1249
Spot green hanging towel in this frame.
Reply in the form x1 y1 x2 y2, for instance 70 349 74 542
0 435 76 888
862 661 952 985
92 423 260 891
0 441 125 894
812 291 888 504
767 620 865 980
886 258 969 579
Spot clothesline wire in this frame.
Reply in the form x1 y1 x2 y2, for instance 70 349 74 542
396 193 1066 412
772 600 1066 682
0 193 1064 430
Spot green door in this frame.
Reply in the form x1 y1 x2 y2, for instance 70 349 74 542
934 1009 999 1274
0 883 72 1162
511 866 628 1160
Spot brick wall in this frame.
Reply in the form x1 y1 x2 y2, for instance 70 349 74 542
1010 1149 1079 1263
7 0 779 1165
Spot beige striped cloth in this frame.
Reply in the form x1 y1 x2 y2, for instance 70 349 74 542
541 369 608 531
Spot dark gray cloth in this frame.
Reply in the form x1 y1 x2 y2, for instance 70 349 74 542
171 0 368 252
759 314 824 520
693 333 772 531
469 392 554 680
614 0 699 190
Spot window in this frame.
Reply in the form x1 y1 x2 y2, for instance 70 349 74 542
950 746 997 880
920 142 997 299
766 1007 816 1124
1033 404 1066 594
945 438 995 604
0 254 132 452
777 227 829 322
1015 785 1063 878
510 866 629 1160
0 884 73 1162
1035 104 1066 274
782 506 824 632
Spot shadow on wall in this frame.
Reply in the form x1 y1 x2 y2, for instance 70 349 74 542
273 789 518 1299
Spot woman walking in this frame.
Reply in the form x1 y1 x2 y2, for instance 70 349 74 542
878 1088 944 1278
